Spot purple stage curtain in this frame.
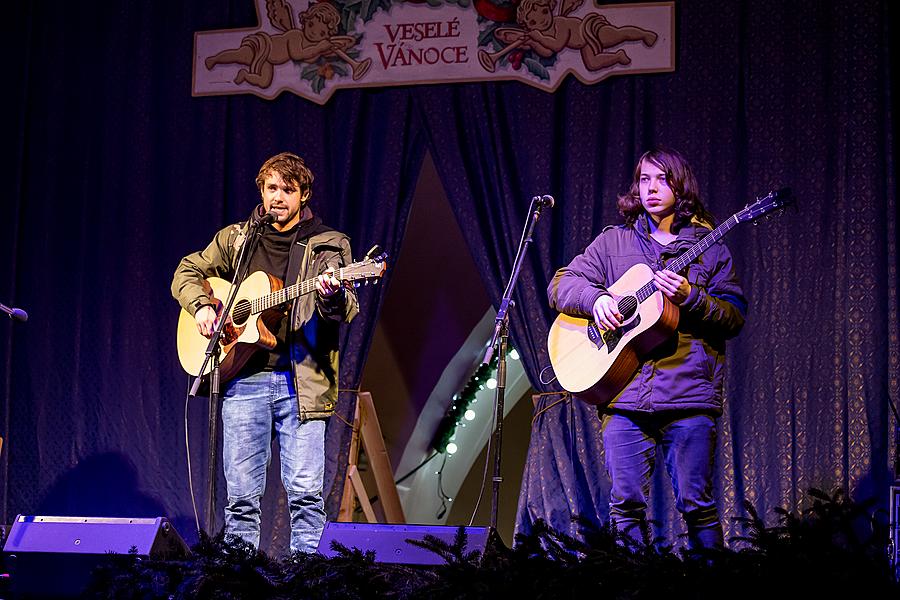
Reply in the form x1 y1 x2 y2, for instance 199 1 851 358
1 0 897 554
0 1 424 555
417 0 897 545
416 81 621 538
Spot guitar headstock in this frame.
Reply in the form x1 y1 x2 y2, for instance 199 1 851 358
339 253 388 286
735 188 794 224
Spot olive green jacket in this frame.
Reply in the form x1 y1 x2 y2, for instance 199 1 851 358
171 218 358 420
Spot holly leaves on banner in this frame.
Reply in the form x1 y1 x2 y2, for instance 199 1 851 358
334 0 392 33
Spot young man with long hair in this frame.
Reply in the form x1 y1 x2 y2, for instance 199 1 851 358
548 147 747 549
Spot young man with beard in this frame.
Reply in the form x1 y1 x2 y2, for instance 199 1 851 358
172 152 358 553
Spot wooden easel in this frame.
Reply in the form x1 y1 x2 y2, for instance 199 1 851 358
337 392 405 523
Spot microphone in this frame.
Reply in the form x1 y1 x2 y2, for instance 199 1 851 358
1 303 27 322
251 204 277 227
533 194 555 208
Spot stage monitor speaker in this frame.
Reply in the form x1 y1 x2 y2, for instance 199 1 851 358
2 515 190 599
317 522 490 565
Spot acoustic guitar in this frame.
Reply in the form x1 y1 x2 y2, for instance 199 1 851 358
177 255 387 381
547 189 792 405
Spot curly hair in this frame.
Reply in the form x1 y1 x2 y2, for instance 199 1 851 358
616 147 716 230
255 152 314 196
517 0 556 28
299 3 341 36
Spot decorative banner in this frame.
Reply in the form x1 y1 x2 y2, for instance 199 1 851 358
193 0 674 104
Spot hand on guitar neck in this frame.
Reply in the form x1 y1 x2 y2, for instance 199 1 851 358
315 269 343 298
652 269 692 306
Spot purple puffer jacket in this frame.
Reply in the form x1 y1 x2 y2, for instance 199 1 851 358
548 214 747 414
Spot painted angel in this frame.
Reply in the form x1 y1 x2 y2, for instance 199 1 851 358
480 0 658 73
205 0 369 87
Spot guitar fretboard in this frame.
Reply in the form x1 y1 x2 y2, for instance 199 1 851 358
626 214 740 308
251 277 320 314
225 259 385 327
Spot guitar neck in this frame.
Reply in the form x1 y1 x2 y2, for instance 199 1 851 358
251 276 320 314
635 214 739 302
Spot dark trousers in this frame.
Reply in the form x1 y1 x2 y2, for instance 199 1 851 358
601 410 723 549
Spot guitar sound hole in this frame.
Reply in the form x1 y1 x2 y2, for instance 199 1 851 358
617 296 638 320
232 300 251 326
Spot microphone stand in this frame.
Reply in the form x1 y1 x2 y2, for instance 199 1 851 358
888 395 900 580
189 218 267 536
482 196 550 532
0 302 27 323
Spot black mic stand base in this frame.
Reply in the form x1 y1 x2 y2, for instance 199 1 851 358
889 409 900 580
890 484 900 581
203 354 221 537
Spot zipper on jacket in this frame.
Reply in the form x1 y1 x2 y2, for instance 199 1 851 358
290 239 314 422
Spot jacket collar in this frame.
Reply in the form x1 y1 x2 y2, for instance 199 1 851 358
635 213 711 256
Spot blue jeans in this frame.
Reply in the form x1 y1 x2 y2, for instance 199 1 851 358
221 370 326 553
601 411 722 549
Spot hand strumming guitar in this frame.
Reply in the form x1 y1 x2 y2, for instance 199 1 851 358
593 294 623 332
195 305 220 338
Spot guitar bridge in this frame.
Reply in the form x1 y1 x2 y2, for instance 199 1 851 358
601 328 623 352
587 316 639 353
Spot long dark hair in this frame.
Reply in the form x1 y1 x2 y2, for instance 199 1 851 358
616 147 716 230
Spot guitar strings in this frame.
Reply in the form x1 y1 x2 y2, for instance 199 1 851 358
613 214 741 313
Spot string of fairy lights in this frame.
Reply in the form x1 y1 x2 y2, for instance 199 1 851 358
354 346 524 520
430 347 520 455
427 345 520 519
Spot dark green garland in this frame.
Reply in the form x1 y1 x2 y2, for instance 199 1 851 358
431 355 498 453
74 489 900 599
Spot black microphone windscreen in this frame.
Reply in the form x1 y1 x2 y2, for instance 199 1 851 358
251 204 276 226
